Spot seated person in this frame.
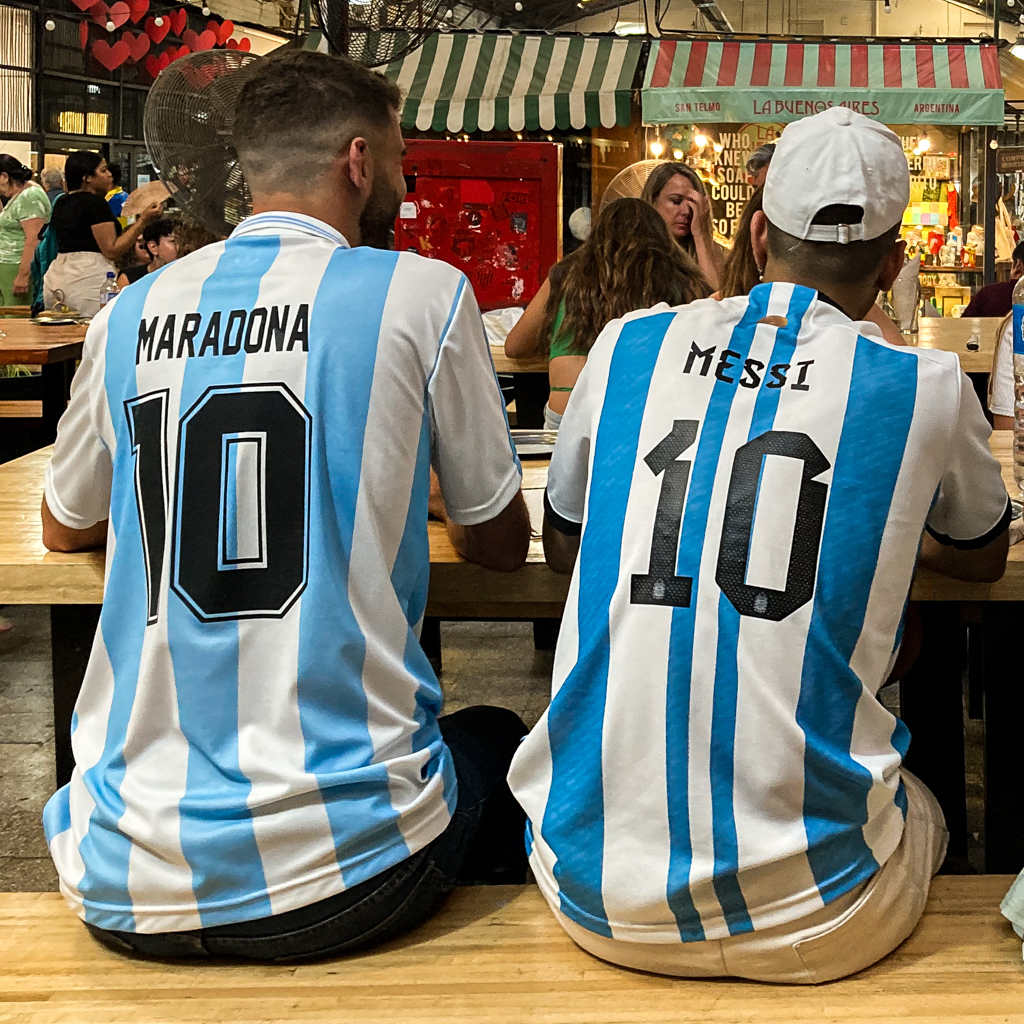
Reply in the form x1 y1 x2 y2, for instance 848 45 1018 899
41 49 531 962
989 312 1016 430
963 242 1024 318
116 216 178 288
504 198 709 430
508 107 1010 985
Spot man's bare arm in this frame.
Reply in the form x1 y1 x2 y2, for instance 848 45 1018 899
41 498 107 553
918 527 1009 584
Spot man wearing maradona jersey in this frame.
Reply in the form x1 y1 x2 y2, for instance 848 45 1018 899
509 107 1011 983
40 50 531 961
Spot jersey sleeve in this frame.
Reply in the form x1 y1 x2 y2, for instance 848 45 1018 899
926 370 1011 549
544 340 600 535
989 319 1014 419
427 277 522 526
44 311 113 529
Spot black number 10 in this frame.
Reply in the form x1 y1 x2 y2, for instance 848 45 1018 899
631 420 831 622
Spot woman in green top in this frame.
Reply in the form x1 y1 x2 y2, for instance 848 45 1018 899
505 198 710 429
0 155 51 308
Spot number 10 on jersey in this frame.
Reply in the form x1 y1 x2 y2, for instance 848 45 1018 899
126 383 311 625
630 419 831 622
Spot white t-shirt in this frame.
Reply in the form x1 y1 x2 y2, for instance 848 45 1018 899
509 281 1009 944
990 318 1014 419
43 212 521 933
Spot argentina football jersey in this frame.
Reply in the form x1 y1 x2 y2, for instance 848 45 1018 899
509 281 1010 944
42 212 521 933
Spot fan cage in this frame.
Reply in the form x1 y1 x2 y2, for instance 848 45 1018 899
315 0 447 67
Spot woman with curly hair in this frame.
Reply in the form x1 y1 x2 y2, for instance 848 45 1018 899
505 197 710 429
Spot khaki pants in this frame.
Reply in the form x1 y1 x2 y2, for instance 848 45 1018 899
43 251 115 318
555 771 947 984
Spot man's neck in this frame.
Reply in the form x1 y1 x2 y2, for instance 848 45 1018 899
250 193 360 246
762 268 875 321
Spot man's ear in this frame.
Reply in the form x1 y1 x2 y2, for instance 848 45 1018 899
750 210 769 271
875 238 907 294
345 136 372 197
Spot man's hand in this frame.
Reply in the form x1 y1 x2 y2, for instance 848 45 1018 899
13 270 29 295
444 490 530 573
41 498 107 553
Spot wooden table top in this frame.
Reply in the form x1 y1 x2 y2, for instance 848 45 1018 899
0 320 86 365
1 436 1019 608
491 317 1006 377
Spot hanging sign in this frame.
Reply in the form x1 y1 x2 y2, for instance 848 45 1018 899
997 148 1024 174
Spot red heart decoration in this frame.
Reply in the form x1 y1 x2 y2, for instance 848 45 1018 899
169 8 187 34
193 28 216 50
127 0 148 21
89 3 108 25
69 0 95 10
90 1 129 27
79 19 90 48
92 37 130 71
167 43 191 62
210 19 233 45
182 28 197 48
122 30 150 61
144 14 169 42
226 36 250 51
144 52 161 78
107 2 130 27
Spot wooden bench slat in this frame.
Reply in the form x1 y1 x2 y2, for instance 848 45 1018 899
0 878 1021 1022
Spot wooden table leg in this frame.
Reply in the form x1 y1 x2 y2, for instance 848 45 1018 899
980 601 1024 873
50 604 100 789
900 602 968 865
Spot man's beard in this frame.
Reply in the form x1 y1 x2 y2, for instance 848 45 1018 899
359 177 402 250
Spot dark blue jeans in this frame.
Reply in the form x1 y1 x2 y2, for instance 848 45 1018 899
86 705 528 962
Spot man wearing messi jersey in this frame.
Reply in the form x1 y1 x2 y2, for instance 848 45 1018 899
40 50 531 961
509 107 1011 983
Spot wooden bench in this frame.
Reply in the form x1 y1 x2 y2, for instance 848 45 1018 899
0 878 1021 1021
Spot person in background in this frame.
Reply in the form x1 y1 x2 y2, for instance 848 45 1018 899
989 312 1015 430
719 186 905 346
40 166 65 206
510 106 1010 984
172 215 222 257
105 163 128 229
41 48 531 962
0 155 51 309
962 241 1024 318
116 217 177 288
642 163 725 291
43 152 162 317
504 198 710 429
745 143 775 188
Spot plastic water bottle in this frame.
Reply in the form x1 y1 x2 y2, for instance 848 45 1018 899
98 271 120 308
1011 276 1024 496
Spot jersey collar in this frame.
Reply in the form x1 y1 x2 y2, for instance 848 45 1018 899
231 211 351 248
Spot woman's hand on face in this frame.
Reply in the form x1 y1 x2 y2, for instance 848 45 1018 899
12 270 29 294
685 191 714 242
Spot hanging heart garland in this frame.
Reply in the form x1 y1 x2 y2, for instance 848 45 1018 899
69 0 96 11
144 14 169 42
126 0 149 22
144 49 170 78
168 7 187 34
225 36 250 50
122 29 150 61
89 1 130 28
79 19 90 48
183 27 216 51
210 19 233 45
92 37 130 70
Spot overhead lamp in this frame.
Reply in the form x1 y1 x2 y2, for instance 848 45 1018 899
614 20 646 35
694 132 708 148
713 141 723 153
1013 32 1024 58
672 148 684 159
913 147 922 156
918 136 931 152
991 138 1000 149
650 140 665 157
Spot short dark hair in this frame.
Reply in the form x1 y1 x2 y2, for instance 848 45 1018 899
0 154 33 185
143 217 175 246
766 205 902 287
64 151 104 191
233 49 402 190
746 144 775 174
1013 240 1024 265
107 162 122 187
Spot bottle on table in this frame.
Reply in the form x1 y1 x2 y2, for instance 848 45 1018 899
98 272 120 308
1011 275 1024 499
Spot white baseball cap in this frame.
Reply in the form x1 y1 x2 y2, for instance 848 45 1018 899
762 106 910 244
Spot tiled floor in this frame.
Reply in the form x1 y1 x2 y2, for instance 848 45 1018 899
0 606 984 892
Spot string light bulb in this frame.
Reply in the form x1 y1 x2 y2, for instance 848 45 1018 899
991 138 1000 149
913 147 922 156
918 136 931 152
44 17 55 29
713 141 723 153
672 148 684 159
515 1 523 8
105 19 115 31
694 132 708 148
154 15 164 24
650 139 665 157
202 5 210 13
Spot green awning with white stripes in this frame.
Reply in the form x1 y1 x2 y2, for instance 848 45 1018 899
378 34 642 133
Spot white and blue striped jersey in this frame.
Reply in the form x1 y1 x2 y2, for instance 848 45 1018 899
43 212 521 933
508 282 1009 944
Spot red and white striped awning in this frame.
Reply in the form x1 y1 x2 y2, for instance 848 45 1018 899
642 40 1004 125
